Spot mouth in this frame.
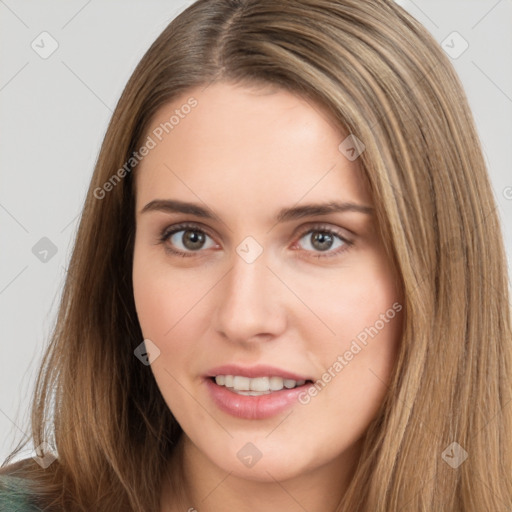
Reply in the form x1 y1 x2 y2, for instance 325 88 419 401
204 366 315 419
204 364 315 418
210 375 313 396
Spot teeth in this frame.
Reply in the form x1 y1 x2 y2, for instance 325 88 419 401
214 375 306 393
250 377 269 391
269 376 284 390
233 376 250 390
283 379 296 389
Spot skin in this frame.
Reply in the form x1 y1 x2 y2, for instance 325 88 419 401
132 81 403 512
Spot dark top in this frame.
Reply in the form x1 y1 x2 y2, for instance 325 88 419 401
0 474 41 511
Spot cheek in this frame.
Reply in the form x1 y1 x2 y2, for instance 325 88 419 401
132 252 209 413
132 248 214 341
296 257 401 358
295 256 402 415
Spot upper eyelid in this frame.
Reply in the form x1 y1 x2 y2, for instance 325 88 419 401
161 221 217 241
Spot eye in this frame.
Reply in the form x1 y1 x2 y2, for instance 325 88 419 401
160 223 217 256
295 226 351 257
158 222 353 259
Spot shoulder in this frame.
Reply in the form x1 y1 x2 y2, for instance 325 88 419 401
0 473 41 511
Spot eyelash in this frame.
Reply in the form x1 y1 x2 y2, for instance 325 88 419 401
157 222 354 259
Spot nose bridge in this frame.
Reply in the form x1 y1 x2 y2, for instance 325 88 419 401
213 246 287 342
231 248 271 299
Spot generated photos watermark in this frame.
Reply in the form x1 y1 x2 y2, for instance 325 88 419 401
298 301 403 405
93 97 198 200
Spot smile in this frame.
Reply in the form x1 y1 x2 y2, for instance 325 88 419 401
205 366 314 419
214 375 307 395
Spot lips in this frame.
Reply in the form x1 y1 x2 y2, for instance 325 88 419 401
204 364 314 419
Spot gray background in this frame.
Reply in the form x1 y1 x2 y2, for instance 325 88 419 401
1 0 511 463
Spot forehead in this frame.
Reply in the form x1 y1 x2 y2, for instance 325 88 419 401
134 81 372 217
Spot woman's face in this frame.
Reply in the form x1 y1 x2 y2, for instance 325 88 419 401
132 81 402 483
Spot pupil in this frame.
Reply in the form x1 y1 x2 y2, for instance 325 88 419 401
183 230 205 250
312 232 333 251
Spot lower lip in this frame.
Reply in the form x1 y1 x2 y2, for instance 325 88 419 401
205 378 312 419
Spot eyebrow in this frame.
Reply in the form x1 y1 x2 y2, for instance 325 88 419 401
139 199 373 222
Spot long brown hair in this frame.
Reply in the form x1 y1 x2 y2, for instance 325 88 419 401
2 0 511 510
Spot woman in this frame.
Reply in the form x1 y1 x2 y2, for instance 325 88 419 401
1 0 511 510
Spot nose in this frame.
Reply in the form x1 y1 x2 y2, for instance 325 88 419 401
213 250 288 345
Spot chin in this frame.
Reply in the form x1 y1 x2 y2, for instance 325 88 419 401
199 434 324 482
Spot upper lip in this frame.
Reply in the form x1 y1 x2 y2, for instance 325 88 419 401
206 364 312 381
